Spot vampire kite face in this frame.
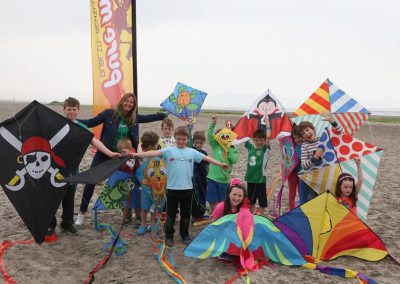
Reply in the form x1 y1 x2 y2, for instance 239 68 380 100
23 151 51 179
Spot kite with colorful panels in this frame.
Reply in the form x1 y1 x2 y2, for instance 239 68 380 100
0 81 398 284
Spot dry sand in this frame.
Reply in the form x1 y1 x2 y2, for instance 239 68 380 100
0 101 399 284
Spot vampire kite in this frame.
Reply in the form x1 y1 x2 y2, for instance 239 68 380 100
0 101 93 243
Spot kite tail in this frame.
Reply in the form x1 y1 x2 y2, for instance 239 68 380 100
273 184 285 218
266 171 281 200
150 207 186 284
224 257 271 284
93 212 127 256
0 239 35 284
302 262 377 284
84 190 132 284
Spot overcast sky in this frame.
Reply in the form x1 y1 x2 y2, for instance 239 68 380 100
1 0 399 110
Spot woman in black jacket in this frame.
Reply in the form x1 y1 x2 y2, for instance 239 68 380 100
75 93 166 225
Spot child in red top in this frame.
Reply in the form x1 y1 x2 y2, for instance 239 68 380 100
211 178 247 220
335 158 363 215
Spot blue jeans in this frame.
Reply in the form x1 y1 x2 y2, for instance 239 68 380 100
299 180 317 205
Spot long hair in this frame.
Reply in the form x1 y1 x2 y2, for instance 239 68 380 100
335 173 358 205
223 183 247 216
114 93 137 126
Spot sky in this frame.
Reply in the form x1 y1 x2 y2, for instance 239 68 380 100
0 0 399 111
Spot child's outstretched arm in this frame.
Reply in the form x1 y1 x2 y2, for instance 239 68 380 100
133 150 162 159
355 157 363 194
321 112 344 132
91 137 121 158
203 155 229 170
208 115 218 148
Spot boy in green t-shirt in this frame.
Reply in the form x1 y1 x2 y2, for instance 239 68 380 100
245 129 270 215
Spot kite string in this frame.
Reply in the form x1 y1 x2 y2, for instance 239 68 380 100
0 239 35 284
84 188 133 284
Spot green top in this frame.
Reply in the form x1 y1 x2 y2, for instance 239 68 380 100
113 118 129 151
75 120 90 131
207 122 238 183
244 141 268 183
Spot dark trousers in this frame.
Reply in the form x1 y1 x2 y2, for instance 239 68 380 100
191 177 207 218
165 189 193 239
50 183 77 229
79 152 110 212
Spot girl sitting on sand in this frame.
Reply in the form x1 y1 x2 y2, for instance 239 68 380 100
211 178 247 220
335 157 363 215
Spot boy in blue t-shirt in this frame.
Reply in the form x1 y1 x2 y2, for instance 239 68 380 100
133 126 228 247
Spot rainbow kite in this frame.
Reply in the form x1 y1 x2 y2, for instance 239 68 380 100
274 191 388 262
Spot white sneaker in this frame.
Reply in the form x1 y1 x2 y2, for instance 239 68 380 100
75 213 86 226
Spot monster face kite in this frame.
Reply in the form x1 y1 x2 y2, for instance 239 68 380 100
213 127 237 154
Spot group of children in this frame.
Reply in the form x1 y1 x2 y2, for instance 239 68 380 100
57 97 364 248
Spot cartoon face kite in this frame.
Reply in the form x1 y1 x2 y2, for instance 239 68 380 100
0 101 93 243
142 158 167 197
233 90 292 144
213 127 237 153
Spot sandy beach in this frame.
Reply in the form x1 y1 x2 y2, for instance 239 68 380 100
0 101 399 284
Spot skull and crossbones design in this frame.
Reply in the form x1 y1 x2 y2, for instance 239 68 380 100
0 125 69 191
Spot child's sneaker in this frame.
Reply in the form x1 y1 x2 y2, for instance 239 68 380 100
136 226 147 235
165 238 174 247
61 224 78 235
44 228 58 243
75 214 86 226
181 236 192 245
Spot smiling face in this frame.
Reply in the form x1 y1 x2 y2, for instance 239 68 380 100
340 180 354 197
63 106 79 121
229 187 245 208
214 128 237 150
175 134 189 148
121 95 135 113
301 126 317 142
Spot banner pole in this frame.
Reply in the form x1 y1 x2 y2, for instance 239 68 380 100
132 0 138 99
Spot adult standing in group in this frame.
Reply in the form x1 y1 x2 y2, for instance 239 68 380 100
75 93 167 225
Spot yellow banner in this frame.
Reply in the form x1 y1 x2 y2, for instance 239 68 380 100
90 0 135 133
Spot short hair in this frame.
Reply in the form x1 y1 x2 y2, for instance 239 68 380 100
161 118 174 129
63 97 80 110
141 131 160 149
296 121 315 135
253 129 266 139
116 137 132 153
193 131 206 142
174 126 189 138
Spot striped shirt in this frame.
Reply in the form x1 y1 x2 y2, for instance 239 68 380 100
301 121 343 170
